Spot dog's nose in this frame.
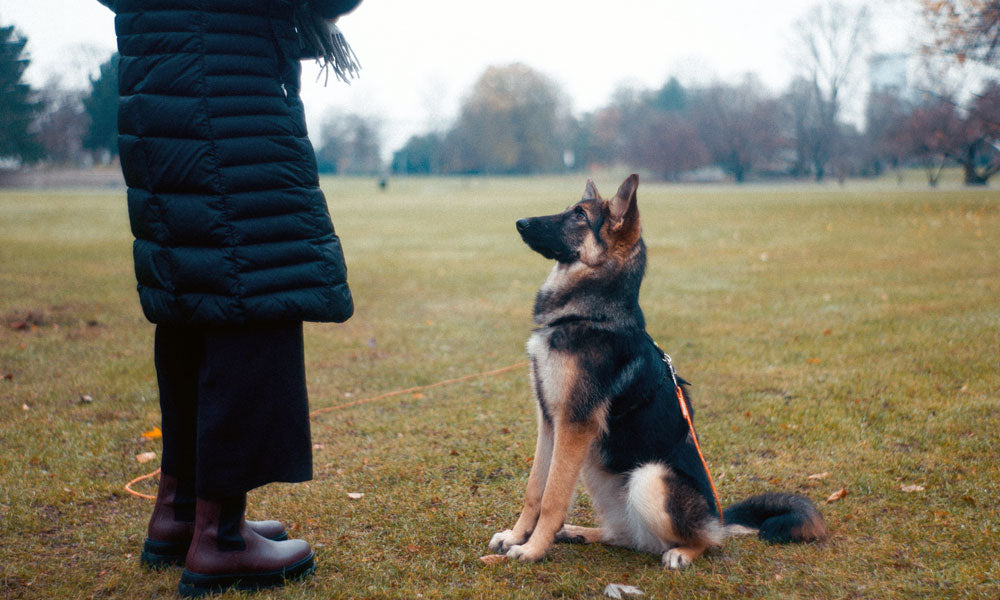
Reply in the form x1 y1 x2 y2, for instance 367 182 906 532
516 219 530 232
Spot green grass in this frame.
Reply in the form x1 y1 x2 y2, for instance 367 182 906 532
1 176 999 599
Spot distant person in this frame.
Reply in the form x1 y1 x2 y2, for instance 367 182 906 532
96 0 361 595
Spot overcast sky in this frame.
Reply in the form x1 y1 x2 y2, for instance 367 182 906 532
2 0 921 155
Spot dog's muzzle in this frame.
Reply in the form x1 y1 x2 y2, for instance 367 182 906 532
516 216 577 262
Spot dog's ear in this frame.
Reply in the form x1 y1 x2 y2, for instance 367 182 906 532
609 174 639 233
582 178 601 201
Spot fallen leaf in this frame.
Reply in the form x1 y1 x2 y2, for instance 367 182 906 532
347 492 364 500
141 426 161 440
136 451 157 464
826 488 848 503
22 403 30 411
808 472 830 480
2 373 12 381
604 583 645 599
479 554 506 565
823 329 833 336
900 484 925 493
313 443 324 450
79 394 94 404
412 393 425 399
962 495 976 507
807 358 821 365
405 544 420 553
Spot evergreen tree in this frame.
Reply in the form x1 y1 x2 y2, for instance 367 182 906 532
82 53 119 161
0 24 43 163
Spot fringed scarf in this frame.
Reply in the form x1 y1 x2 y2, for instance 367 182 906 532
293 2 361 85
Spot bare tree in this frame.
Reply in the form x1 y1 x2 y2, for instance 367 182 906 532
692 76 786 183
315 111 383 175
631 111 708 180
884 81 1000 186
922 0 1000 66
865 87 913 180
34 77 89 165
887 94 962 186
953 80 1000 184
442 63 572 174
792 1 872 181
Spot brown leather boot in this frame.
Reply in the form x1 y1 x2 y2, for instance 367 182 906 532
178 496 315 597
141 473 288 568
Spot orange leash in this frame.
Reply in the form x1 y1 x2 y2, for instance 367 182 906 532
124 361 531 500
652 339 724 521
308 361 530 418
125 467 161 500
674 385 724 520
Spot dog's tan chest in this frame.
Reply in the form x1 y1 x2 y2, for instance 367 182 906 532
527 329 575 416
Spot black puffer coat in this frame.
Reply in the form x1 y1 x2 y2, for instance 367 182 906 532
110 0 359 325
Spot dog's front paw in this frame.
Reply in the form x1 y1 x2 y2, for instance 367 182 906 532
662 548 692 570
506 543 545 562
489 530 523 553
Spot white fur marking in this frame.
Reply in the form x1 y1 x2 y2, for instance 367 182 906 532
625 463 674 554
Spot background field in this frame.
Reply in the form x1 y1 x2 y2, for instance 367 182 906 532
1 176 998 599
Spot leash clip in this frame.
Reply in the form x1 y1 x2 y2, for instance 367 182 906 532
661 351 681 390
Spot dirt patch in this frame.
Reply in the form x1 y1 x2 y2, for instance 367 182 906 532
4 306 106 333
5 310 51 331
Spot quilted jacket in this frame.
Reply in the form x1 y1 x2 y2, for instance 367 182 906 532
110 0 359 325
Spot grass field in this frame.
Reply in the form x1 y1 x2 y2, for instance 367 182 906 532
1 175 998 599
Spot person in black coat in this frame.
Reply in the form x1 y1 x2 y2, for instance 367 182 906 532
98 0 361 595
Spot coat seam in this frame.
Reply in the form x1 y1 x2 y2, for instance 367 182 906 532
195 9 248 324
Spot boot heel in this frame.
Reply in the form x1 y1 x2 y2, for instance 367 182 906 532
140 538 187 569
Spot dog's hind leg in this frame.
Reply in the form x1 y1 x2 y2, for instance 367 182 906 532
661 543 712 570
554 525 603 544
557 453 633 548
489 409 554 553
625 463 724 570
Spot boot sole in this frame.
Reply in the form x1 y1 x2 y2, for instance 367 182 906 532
141 538 187 569
177 552 315 597
140 532 289 569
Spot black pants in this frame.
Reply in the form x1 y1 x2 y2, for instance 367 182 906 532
154 322 312 498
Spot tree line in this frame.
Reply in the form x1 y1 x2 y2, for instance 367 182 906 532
2 0 998 185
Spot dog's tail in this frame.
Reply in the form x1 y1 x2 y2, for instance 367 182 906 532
722 493 827 543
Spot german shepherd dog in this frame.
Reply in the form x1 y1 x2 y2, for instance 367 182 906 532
489 174 826 569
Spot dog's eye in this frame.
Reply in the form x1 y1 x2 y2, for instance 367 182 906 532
573 209 587 221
